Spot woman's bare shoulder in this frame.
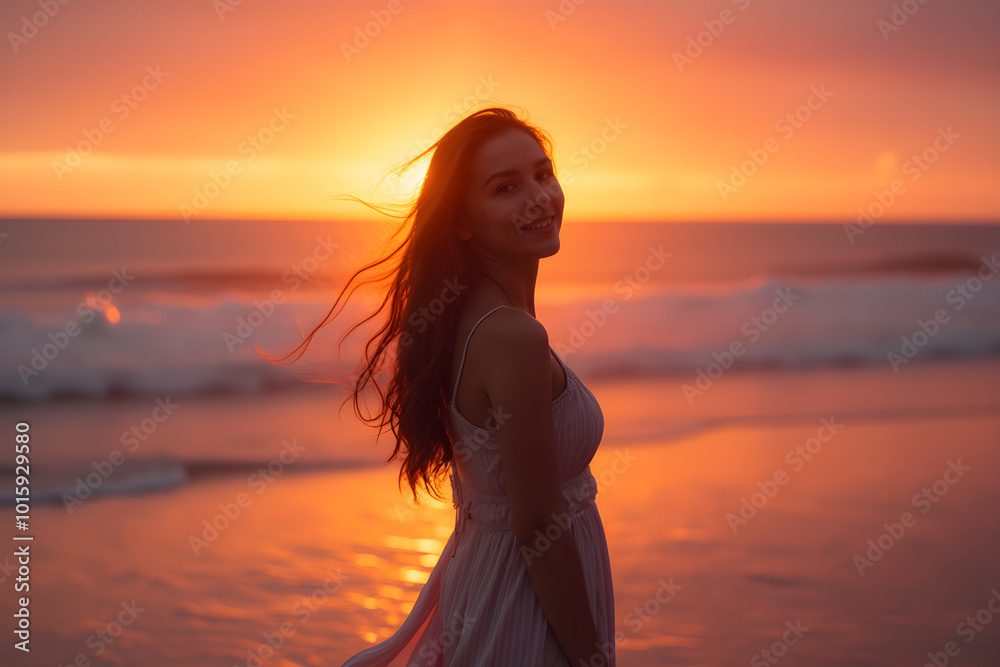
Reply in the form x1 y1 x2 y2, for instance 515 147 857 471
473 305 548 351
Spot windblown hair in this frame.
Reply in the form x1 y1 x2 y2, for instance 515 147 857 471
262 106 555 502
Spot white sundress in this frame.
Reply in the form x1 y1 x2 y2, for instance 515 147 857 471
340 305 616 666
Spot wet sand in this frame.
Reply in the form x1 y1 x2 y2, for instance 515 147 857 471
2 358 998 666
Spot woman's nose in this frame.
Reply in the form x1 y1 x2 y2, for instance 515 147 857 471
524 185 551 212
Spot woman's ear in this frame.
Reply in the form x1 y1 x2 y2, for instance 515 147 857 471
456 218 473 241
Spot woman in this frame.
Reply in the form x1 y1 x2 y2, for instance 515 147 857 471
274 107 615 665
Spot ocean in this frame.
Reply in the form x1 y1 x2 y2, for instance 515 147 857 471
4 220 999 400
1 218 999 665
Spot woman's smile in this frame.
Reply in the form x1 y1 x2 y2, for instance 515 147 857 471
520 215 556 234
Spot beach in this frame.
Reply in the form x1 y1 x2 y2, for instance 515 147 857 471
2 355 998 666
1 219 999 665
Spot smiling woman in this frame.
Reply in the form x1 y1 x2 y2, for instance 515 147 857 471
263 107 616 665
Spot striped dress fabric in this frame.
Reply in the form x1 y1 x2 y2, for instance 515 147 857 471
341 305 616 666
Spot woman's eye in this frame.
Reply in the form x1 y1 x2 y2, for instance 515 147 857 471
495 171 554 195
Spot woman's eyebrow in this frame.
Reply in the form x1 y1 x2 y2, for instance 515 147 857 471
483 157 552 188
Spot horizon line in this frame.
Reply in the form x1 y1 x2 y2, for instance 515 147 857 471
2 216 998 225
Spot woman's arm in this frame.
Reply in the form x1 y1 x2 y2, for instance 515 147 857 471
476 308 606 665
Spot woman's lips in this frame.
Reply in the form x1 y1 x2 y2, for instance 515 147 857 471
520 215 554 233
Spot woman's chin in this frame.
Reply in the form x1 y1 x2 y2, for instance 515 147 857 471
538 237 561 259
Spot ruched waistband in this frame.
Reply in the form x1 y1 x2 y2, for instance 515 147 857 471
450 468 598 557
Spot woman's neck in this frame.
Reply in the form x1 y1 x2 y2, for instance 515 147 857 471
476 261 538 317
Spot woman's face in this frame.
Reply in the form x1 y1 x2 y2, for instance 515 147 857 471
461 128 564 262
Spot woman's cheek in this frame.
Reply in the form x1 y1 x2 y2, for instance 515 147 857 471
549 180 564 204
505 205 526 230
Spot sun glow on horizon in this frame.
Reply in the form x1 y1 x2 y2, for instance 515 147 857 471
1 1 996 222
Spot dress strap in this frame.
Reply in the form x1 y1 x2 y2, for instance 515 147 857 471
450 304 515 405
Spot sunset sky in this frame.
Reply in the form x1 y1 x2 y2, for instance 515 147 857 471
1 0 997 222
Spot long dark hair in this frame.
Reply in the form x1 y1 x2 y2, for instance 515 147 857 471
262 106 556 502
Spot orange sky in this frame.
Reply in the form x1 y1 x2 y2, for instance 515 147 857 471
1 0 997 222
